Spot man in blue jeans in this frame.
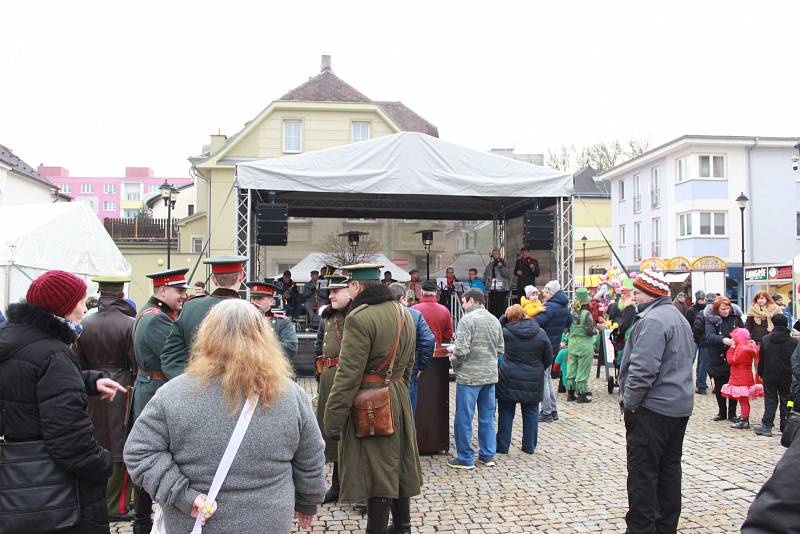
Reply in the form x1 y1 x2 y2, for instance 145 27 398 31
448 288 504 469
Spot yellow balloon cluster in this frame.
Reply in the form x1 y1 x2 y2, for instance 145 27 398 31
604 320 619 330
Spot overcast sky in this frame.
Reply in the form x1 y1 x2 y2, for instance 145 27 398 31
2 1 798 177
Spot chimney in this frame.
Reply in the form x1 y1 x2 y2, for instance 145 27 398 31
209 134 227 153
321 55 332 72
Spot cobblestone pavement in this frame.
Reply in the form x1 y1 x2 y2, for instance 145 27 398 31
112 374 784 533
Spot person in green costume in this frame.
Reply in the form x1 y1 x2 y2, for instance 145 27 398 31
566 287 596 403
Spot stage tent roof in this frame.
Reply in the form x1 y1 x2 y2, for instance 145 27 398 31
236 132 573 220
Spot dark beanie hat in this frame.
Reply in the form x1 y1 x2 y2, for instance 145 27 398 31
26 270 87 318
772 313 788 328
421 280 437 292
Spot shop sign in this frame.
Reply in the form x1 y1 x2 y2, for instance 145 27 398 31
691 256 727 271
745 267 768 281
769 265 793 280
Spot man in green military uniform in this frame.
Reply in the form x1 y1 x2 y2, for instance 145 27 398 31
324 264 422 534
75 275 136 521
160 256 246 379
247 280 298 360
130 268 190 534
312 274 351 504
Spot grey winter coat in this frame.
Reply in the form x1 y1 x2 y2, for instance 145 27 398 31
450 304 504 386
619 297 695 418
124 375 325 534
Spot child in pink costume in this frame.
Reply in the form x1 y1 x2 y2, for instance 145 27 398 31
721 327 764 429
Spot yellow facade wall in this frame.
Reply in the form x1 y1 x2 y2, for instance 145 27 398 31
573 197 612 267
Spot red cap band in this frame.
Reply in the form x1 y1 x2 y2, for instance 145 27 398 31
153 273 187 287
211 262 245 274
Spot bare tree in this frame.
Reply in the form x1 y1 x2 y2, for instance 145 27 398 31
316 232 382 266
545 138 650 173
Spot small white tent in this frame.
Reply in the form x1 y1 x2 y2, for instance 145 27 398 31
1 202 131 308
275 252 411 283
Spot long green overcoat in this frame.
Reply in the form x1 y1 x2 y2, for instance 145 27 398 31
131 297 176 422
323 284 422 502
314 306 347 462
160 288 240 379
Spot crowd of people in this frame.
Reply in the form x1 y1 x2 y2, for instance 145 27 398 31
2 253 800 534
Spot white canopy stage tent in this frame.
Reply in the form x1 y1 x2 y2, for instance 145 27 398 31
235 132 575 288
0 202 131 309
275 252 411 283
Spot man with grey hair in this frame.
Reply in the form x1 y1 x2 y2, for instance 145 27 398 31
389 283 435 414
536 280 572 413
448 288 504 469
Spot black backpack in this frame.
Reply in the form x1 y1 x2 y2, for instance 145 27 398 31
692 310 706 341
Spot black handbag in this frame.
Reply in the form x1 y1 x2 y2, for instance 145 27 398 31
0 436 80 532
781 410 800 448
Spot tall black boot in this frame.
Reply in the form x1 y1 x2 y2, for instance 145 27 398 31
323 463 340 504
132 487 153 534
567 389 576 402
388 498 412 534
365 497 392 534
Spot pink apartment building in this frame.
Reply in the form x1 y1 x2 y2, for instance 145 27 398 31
38 166 191 219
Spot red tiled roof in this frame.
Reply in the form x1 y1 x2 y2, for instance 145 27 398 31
279 69 372 103
375 101 439 138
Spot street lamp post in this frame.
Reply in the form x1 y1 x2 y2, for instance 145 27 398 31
339 231 369 264
414 229 440 280
736 192 749 308
160 181 178 268
580 235 588 283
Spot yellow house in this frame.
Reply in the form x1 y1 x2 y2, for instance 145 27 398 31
572 166 612 278
120 55 442 304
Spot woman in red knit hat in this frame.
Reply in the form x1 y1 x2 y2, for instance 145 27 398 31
0 270 126 534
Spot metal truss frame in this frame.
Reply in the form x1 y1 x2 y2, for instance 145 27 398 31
556 196 575 295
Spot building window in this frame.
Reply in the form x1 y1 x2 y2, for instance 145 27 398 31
619 224 626 246
651 217 661 257
699 211 726 236
187 204 195 216
192 237 204 253
679 213 693 237
103 184 116 194
124 183 141 201
103 200 115 212
633 174 641 213
352 121 370 143
699 155 725 178
345 218 378 223
633 221 642 262
619 180 625 201
676 157 686 183
797 212 800 237
149 184 159 193
650 167 660 208
123 208 139 218
288 216 308 223
283 120 302 153
80 183 93 193
60 183 70 193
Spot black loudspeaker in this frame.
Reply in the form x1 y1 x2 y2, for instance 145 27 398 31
256 204 288 246
523 211 554 250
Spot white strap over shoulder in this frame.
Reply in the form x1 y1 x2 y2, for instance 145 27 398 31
190 394 259 534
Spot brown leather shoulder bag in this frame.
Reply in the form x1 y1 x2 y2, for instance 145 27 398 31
352 303 405 438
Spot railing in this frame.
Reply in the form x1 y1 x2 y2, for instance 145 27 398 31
633 194 642 213
104 217 178 241
651 242 661 257
633 244 642 262
651 189 660 208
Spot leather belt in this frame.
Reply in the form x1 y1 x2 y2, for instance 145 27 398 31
140 366 167 382
361 372 404 385
316 356 339 369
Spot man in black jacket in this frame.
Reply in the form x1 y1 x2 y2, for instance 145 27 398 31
754 314 798 436
690 291 710 394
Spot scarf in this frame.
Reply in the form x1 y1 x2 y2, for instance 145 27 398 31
747 303 781 331
54 313 83 337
